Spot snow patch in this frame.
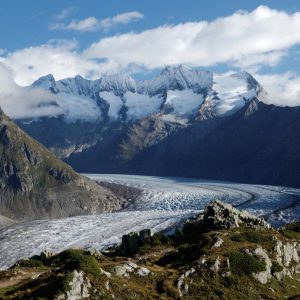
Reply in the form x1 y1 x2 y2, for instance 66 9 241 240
212 73 256 115
124 92 162 120
56 93 101 122
164 90 203 116
99 91 123 120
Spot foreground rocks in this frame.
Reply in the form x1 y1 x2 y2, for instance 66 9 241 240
55 270 91 300
114 262 151 277
2 200 300 300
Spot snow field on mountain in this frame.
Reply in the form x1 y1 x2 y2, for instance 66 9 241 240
57 93 101 122
99 91 123 119
28 66 259 122
164 90 204 115
212 73 257 115
124 91 162 120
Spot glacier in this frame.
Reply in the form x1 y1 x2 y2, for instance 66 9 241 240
1 174 300 270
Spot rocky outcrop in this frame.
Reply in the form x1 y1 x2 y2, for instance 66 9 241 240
246 247 272 284
202 200 270 230
114 262 151 277
177 268 195 297
212 236 224 248
274 239 299 267
55 270 91 300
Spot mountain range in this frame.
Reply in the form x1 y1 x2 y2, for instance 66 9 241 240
15 65 300 187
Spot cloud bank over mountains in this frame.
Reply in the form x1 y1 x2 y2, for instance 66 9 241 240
1 6 300 108
0 63 62 119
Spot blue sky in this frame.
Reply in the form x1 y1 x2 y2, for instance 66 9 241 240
1 0 300 106
1 0 300 51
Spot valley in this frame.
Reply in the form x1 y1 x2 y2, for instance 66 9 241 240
1 174 300 270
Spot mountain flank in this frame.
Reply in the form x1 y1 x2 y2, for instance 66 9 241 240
16 66 300 187
0 107 123 224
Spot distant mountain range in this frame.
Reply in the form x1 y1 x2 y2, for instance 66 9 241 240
14 65 300 188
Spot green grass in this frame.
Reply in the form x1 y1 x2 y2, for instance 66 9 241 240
230 230 271 244
280 222 300 240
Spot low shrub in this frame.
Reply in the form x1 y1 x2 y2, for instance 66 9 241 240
19 258 44 268
157 243 207 266
226 251 266 275
282 222 300 232
149 233 171 246
271 261 283 274
57 249 100 276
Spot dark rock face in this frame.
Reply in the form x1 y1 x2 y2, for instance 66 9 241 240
17 98 300 188
0 108 122 223
120 232 141 256
120 229 152 256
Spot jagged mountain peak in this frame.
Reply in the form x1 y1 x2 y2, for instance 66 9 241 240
99 73 137 95
32 74 56 89
147 65 213 95
160 64 193 76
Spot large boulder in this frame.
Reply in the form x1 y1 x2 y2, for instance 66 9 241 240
202 200 270 230
120 232 141 256
120 229 152 256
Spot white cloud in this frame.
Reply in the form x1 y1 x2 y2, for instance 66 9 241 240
2 4 300 106
0 63 63 118
50 11 144 32
101 11 145 27
53 7 76 20
84 6 300 70
256 72 300 107
1 40 107 86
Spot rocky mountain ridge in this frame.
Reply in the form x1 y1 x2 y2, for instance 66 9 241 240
0 107 122 225
30 65 261 122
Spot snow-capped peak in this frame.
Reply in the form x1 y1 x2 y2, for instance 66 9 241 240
146 65 213 96
99 73 137 96
206 72 259 116
32 74 56 90
29 67 262 123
